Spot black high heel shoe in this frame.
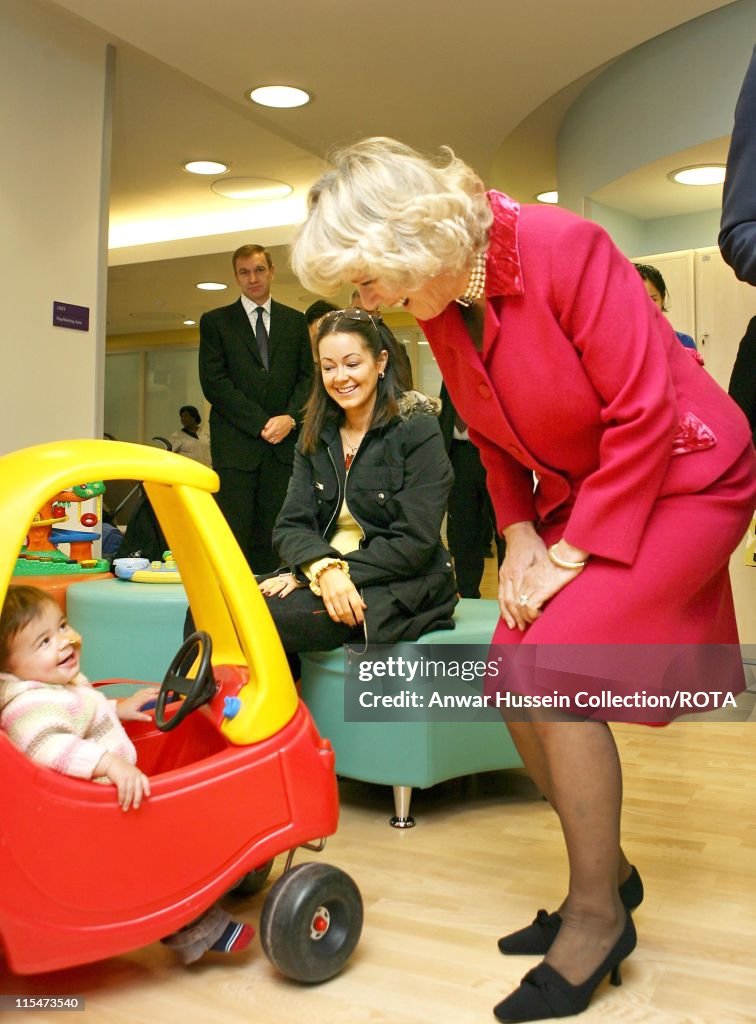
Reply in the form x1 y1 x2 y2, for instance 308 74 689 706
493 913 637 1023
497 865 643 956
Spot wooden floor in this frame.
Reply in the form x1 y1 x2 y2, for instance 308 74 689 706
3 559 755 1023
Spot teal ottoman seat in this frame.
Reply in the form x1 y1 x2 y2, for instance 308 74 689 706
299 598 523 827
66 578 187 684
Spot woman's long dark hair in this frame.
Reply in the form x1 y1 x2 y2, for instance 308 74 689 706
300 311 404 454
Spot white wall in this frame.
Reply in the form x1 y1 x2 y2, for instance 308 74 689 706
558 0 756 209
643 209 722 258
0 0 112 454
588 204 724 261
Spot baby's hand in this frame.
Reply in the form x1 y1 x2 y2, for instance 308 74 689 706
117 686 160 721
95 752 151 811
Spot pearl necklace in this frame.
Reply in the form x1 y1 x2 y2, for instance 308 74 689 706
455 251 487 307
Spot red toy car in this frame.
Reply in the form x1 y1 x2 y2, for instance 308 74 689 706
0 440 363 982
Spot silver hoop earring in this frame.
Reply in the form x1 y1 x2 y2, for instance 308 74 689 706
379 371 385 379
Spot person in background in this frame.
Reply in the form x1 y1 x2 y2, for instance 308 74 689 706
304 299 339 346
719 47 756 442
439 382 504 597
633 264 701 356
719 44 756 284
199 244 312 573
290 136 756 1023
728 315 756 442
168 405 212 467
258 307 457 676
0 585 254 964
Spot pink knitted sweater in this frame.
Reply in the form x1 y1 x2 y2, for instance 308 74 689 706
0 673 136 780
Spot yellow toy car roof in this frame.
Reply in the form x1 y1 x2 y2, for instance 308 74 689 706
0 439 297 744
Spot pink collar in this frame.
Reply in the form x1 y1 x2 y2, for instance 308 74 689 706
484 190 524 297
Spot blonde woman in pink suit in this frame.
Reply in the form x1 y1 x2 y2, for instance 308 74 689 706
290 138 756 1023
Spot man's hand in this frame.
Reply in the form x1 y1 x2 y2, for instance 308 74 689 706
261 415 295 445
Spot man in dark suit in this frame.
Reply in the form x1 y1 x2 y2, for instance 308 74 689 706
439 382 504 598
719 44 756 285
199 244 312 573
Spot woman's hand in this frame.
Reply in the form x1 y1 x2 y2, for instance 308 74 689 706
318 567 367 627
258 572 305 598
498 523 584 631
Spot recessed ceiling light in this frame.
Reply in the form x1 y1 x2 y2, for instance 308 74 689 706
249 85 310 108
196 282 227 291
183 319 196 325
668 164 726 186
536 190 559 204
211 176 293 201
184 160 229 175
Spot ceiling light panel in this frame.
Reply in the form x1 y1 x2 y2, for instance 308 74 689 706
184 160 229 175
249 85 310 108
211 177 293 200
668 164 726 186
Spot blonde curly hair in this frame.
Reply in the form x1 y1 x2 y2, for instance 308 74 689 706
291 137 492 296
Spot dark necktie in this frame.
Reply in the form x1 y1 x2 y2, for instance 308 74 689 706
255 306 269 370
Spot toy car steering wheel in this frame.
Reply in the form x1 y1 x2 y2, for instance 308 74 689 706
155 631 216 731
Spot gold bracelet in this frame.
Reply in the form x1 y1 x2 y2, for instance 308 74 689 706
547 543 587 571
309 559 350 596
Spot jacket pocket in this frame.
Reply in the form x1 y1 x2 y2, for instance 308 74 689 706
352 466 404 505
670 411 716 456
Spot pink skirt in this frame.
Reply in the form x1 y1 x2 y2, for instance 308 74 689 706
489 443 756 722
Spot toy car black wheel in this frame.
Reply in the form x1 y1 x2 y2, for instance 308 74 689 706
228 859 274 897
260 862 363 983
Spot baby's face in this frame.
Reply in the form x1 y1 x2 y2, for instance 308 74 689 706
6 602 82 685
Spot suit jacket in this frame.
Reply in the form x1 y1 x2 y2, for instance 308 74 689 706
719 44 756 284
729 315 756 441
199 297 312 470
419 192 755 567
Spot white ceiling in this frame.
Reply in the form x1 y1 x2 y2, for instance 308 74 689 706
47 0 738 334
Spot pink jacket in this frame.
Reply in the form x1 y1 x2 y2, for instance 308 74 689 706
420 193 755 565
0 673 136 780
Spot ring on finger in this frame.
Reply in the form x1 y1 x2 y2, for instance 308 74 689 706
517 593 529 607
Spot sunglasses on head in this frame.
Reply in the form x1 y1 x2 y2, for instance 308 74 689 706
321 307 384 333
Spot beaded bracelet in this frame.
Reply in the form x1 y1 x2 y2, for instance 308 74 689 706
309 558 351 596
547 543 587 571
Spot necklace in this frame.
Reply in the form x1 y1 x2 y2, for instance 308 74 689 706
341 427 364 471
455 250 487 307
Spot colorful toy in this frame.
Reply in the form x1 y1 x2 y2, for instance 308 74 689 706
113 551 182 583
0 440 362 981
112 556 151 579
16 480 109 576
